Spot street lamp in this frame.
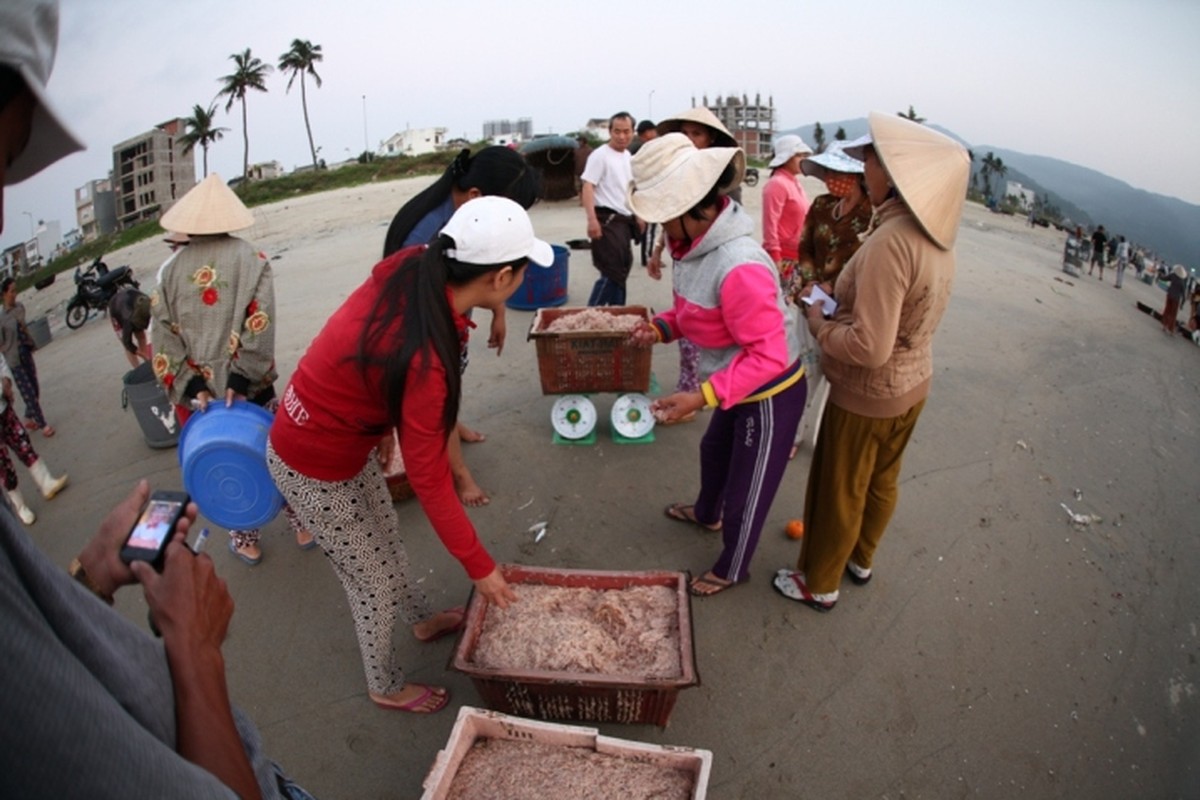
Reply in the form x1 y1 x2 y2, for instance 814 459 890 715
22 211 34 237
648 90 655 120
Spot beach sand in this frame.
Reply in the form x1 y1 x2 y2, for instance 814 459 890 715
17 175 1199 798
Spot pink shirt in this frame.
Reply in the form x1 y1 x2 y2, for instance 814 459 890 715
761 170 810 262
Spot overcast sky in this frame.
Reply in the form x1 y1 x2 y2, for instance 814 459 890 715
3 0 1197 253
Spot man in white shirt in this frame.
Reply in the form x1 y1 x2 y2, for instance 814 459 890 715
580 111 640 305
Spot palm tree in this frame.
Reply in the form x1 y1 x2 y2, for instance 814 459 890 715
980 151 998 198
217 48 272 179
278 39 324 170
178 103 228 178
897 105 926 124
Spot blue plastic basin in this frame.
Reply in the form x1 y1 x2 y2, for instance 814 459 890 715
178 401 283 530
506 243 569 310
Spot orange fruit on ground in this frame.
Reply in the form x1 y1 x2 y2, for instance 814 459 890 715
785 519 804 539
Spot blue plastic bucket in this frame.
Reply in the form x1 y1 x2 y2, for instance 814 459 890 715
177 401 283 530
506 243 569 310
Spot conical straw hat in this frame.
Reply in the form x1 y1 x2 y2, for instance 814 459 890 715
160 173 255 235
866 111 969 250
656 106 737 148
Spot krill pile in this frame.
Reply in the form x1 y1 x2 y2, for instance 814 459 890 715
446 739 694 800
542 309 644 334
471 584 681 678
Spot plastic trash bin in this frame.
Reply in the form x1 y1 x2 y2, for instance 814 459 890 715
26 316 51 349
121 362 179 449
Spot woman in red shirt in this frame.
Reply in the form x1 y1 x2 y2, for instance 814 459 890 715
269 197 551 713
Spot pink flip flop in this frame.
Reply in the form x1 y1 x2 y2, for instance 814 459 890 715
372 684 450 714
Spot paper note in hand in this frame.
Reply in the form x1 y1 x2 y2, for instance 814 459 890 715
802 286 839 316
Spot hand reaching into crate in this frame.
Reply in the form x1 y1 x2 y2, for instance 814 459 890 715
628 321 659 348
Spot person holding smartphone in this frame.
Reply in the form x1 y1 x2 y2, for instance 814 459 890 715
1 4 313 795
2 479 315 798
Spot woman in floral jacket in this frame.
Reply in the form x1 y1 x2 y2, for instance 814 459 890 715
151 174 312 563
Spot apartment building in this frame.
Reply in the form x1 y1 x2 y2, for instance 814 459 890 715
75 178 117 242
112 118 196 229
483 118 533 140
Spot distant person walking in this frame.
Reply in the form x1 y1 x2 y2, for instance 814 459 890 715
1089 225 1108 280
0 278 54 437
581 111 640 306
1114 235 1130 289
1161 265 1188 335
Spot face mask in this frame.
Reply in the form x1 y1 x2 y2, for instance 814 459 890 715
824 173 858 198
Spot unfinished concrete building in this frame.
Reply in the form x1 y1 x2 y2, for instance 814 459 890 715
112 118 197 229
696 93 776 160
75 178 117 242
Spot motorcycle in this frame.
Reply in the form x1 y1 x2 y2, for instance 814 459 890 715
743 167 760 187
64 255 139 330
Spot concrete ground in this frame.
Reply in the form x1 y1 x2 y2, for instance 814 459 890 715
18 177 1199 799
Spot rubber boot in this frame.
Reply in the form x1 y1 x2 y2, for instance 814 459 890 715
29 459 68 500
6 488 36 525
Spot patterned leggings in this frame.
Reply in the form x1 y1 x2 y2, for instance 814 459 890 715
0 404 38 491
267 441 431 695
12 347 45 428
676 338 700 393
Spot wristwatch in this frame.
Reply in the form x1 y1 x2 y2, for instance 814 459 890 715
68 557 114 605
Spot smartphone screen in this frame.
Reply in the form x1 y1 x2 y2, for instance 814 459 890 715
120 491 188 568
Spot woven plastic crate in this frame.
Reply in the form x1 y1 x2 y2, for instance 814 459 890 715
421 706 712 800
450 565 699 727
528 306 651 395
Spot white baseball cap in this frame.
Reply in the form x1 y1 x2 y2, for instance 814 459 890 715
0 0 85 185
440 196 554 267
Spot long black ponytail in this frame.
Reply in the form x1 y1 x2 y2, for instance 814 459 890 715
358 237 528 437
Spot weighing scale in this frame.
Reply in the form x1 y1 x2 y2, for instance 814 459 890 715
550 393 656 444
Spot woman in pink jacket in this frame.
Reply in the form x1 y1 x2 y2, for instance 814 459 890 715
630 134 805 597
761 134 813 289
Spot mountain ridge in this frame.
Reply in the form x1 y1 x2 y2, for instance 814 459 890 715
779 118 1198 263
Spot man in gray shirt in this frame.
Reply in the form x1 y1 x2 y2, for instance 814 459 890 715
0 2 308 796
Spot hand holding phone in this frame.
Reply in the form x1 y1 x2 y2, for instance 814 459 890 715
119 490 190 572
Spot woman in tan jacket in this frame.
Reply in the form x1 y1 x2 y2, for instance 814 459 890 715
775 112 969 611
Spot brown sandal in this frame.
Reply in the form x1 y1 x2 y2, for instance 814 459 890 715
688 572 739 597
664 502 721 532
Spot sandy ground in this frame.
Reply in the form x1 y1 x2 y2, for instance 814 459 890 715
17 173 1199 799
